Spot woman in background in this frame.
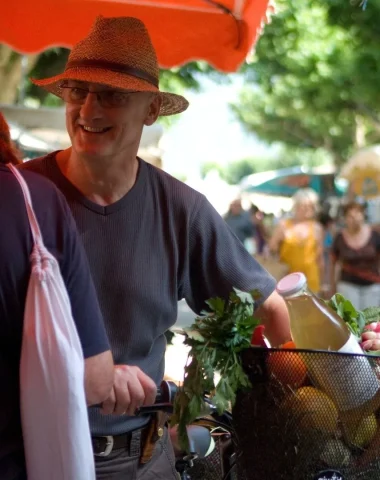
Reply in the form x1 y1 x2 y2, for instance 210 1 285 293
269 188 324 293
331 201 380 309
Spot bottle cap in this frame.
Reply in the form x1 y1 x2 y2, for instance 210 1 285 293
276 272 307 297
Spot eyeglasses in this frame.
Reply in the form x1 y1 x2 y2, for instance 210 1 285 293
60 85 136 108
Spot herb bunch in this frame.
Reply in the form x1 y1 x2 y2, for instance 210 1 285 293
170 289 261 449
327 294 380 339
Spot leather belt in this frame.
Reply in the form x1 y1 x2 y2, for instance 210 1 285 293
92 424 150 458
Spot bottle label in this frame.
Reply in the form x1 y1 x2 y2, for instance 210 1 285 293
306 334 380 411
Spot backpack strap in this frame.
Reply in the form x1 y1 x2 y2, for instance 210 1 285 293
7 163 43 248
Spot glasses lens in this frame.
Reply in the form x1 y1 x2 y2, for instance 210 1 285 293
62 87 88 104
100 91 130 108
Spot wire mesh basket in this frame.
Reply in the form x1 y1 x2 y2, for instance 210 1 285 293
187 432 236 480
232 347 380 480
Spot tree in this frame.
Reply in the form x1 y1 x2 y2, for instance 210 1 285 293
0 46 38 104
200 161 226 180
223 158 258 185
231 0 380 166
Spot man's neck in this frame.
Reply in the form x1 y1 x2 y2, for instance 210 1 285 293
56 148 139 206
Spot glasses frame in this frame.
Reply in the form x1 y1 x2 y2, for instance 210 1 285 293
59 84 137 108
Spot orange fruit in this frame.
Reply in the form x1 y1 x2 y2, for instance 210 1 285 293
267 343 307 389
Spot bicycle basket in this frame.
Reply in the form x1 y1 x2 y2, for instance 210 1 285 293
187 433 236 480
232 347 380 480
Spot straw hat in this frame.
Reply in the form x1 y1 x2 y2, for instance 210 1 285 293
32 16 189 116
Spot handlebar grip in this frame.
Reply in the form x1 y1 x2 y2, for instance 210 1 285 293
135 380 178 416
155 380 178 404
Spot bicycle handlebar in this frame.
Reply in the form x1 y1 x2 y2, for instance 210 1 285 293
135 380 178 416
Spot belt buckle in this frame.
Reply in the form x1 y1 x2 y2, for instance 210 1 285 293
94 435 114 457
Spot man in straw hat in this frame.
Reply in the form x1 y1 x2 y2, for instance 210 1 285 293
21 16 290 478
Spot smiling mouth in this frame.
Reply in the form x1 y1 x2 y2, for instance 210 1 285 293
81 126 111 133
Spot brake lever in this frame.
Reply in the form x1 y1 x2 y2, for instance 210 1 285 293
135 402 174 416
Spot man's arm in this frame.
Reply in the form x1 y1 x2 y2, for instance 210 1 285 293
85 351 114 406
254 290 291 347
183 195 291 347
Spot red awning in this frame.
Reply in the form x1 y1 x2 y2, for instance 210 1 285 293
1 0 272 72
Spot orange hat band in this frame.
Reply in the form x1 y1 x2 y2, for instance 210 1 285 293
66 59 159 88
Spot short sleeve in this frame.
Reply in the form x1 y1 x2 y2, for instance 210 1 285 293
182 195 276 314
57 195 110 358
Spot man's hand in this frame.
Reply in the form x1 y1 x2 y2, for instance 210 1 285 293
101 365 157 416
254 290 291 347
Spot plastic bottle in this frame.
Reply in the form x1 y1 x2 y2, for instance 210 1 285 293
276 272 380 414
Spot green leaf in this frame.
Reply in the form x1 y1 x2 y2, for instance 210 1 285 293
357 311 366 333
205 297 225 316
231 0 380 169
185 329 205 342
363 307 380 324
171 290 259 451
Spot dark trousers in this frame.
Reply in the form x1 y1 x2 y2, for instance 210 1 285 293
95 427 179 480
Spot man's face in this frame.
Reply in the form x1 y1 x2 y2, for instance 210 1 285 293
64 80 161 159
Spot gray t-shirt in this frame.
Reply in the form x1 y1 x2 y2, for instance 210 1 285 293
21 153 276 435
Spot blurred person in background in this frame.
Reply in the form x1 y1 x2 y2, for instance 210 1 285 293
331 201 380 309
269 188 324 293
318 211 337 297
0 112 21 165
224 198 255 248
0 112 113 480
250 204 268 255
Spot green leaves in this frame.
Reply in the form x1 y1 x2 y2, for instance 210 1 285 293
327 293 375 338
170 289 261 451
233 0 380 167
362 306 380 324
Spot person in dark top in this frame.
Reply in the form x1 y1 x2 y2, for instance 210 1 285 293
0 115 113 479
224 198 255 246
21 16 291 479
250 204 268 254
331 201 380 309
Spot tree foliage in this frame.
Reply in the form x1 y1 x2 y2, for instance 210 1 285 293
232 0 380 166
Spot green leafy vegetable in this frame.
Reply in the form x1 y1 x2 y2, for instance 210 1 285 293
327 294 380 340
170 289 261 450
362 306 380 324
327 294 365 339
